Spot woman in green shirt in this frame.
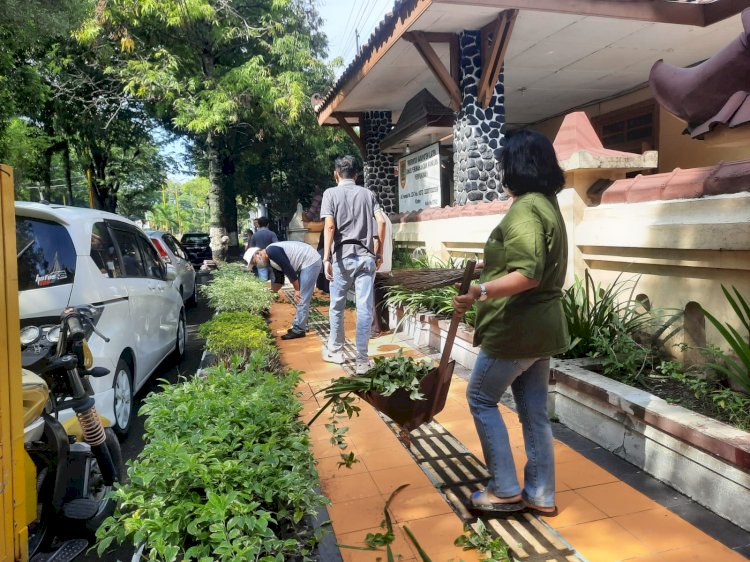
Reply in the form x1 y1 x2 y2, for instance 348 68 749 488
454 130 569 516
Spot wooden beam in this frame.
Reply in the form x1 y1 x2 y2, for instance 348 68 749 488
334 114 365 157
430 0 748 27
450 34 460 83
478 10 517 108
404 31 462 110
317 0 433 125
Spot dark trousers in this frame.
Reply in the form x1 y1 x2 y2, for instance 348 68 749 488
371 273 390 333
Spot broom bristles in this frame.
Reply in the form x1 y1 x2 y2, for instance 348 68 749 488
381 268 480 291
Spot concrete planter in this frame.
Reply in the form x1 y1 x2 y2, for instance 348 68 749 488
388 305 750 531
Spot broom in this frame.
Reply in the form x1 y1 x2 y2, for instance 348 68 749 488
379 267 480 291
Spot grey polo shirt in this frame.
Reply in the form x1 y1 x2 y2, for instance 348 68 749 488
320 179 382 259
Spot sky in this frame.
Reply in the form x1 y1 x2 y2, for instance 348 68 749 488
318 0 394 72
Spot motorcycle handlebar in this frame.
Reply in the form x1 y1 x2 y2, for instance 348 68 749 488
65 314 86 342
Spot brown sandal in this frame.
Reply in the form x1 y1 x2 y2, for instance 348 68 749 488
524 503 558 517
470 490 525 513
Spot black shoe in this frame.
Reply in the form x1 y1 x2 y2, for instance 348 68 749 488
281 329 305 340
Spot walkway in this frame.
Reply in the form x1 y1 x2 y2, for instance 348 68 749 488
272 296 750 562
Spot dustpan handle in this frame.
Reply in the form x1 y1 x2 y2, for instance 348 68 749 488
438 259 477 373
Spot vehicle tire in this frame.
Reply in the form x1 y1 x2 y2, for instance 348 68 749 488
172 311 187 364
112 358 134 439
82 428 125 535
186 282 197 308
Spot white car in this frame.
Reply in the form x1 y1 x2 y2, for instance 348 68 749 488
16 202 186 438
146 230 197 306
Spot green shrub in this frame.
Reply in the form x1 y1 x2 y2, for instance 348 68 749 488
96 354 326 561
199 312 273 360
200 263 274 314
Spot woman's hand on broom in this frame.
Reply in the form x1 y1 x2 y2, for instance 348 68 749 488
453 284 479 316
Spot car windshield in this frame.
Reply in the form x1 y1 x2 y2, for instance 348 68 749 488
182 234 210 245
16 217 77 291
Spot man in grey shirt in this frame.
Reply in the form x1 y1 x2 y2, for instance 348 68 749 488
320 155 387 374
250 216 278 281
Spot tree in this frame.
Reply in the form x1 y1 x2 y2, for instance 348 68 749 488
83 0 328 260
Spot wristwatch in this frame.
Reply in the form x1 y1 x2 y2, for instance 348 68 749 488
478 283 488 301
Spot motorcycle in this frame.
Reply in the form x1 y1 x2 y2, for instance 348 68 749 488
21 305 125 561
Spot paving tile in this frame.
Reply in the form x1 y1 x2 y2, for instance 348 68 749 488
556 458 619 490
558 519 648 562
621 541 749 562
321 472 381 504
348 426 402 454
316 453 370 480
550 490 609 528
668 501 750 549
336 525 416 562
357 443 415 472
387 484 455 523
310 435 357 460
400 514 485 562
617 472 692 509
575 482 657 517
369 463 434 496
614 507 714 552
328 495 390 535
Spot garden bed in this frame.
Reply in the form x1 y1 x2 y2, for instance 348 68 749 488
387 304 750 532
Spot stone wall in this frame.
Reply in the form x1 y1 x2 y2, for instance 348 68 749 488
362 110 398 214
453 30 507 205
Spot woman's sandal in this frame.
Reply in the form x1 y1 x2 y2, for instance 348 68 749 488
524 503 559 517
470 490 525 514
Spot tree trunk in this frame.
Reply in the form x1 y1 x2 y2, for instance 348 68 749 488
221 144 238 251
42 149 53 202
207 131 227 261
63 143 75 206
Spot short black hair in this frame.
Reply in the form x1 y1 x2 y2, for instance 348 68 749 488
335 155 361 179
499 129 565 196
257 216 269 227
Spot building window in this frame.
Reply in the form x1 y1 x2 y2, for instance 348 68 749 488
593 102 658 154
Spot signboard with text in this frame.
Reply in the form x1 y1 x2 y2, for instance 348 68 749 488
398 143 441 213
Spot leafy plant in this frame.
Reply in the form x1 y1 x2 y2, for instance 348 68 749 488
199 311 273 362
454 520 512 562
701 285 750 394
669 367 750 430
200 263 275 314
96 354 326 561
561 270 659 359
308 352 433 467
387 285 477 328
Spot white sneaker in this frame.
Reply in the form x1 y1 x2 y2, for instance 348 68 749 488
355 360 374 376
321 347 345 364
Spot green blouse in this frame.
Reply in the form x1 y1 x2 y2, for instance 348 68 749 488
473 192 570 359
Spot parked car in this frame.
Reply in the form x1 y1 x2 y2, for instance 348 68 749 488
180 232 212 269
16 202 187 438
146 230 197 306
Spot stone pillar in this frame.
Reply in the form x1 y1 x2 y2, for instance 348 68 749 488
453 30 507 205
361 110 398 214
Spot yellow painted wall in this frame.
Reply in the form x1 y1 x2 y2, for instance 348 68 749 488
0 165 27 561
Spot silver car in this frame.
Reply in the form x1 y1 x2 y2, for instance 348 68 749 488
146 230 197 307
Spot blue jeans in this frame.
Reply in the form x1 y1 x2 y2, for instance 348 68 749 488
328 255 375 362
292 262 322 333
257 266 271 282
467 351 555 508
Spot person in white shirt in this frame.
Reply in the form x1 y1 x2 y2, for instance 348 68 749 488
372 213 393 335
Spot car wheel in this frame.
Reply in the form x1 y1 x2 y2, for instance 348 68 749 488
173 311 187 364
112 359 134 439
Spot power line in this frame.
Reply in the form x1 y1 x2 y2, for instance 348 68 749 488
339 1 369 61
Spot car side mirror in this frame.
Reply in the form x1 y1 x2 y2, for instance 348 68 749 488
165 264 177 281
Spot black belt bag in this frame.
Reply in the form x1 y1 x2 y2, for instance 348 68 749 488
333 239 377 258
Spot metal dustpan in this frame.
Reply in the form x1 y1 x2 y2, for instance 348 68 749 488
358 260 477 433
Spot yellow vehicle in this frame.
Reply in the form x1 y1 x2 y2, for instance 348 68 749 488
21 306 123 561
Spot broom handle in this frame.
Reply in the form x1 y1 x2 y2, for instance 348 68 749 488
438 259 477 373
